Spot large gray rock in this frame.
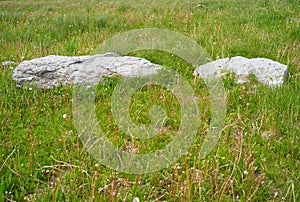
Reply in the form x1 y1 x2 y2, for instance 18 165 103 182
12 53 161 89
194 56 288 86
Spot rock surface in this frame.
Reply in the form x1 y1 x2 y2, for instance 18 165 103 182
194 56 288 86
12 53 161 89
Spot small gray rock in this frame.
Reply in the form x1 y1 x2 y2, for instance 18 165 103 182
12 53 161 89
194 56 288 86
1 61 16 66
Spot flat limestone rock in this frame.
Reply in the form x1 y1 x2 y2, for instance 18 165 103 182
12 53 161 89
194 56 288 86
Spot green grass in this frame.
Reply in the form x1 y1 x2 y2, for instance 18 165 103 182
0 0 299 201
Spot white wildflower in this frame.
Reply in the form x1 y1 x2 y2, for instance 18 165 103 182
132 197 140 202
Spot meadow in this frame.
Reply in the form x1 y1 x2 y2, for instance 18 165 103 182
0 0 299 201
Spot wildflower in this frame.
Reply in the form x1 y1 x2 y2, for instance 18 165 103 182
63 114 67 119
132 197 140 202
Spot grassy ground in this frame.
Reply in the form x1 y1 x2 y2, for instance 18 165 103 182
0 0 299 201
